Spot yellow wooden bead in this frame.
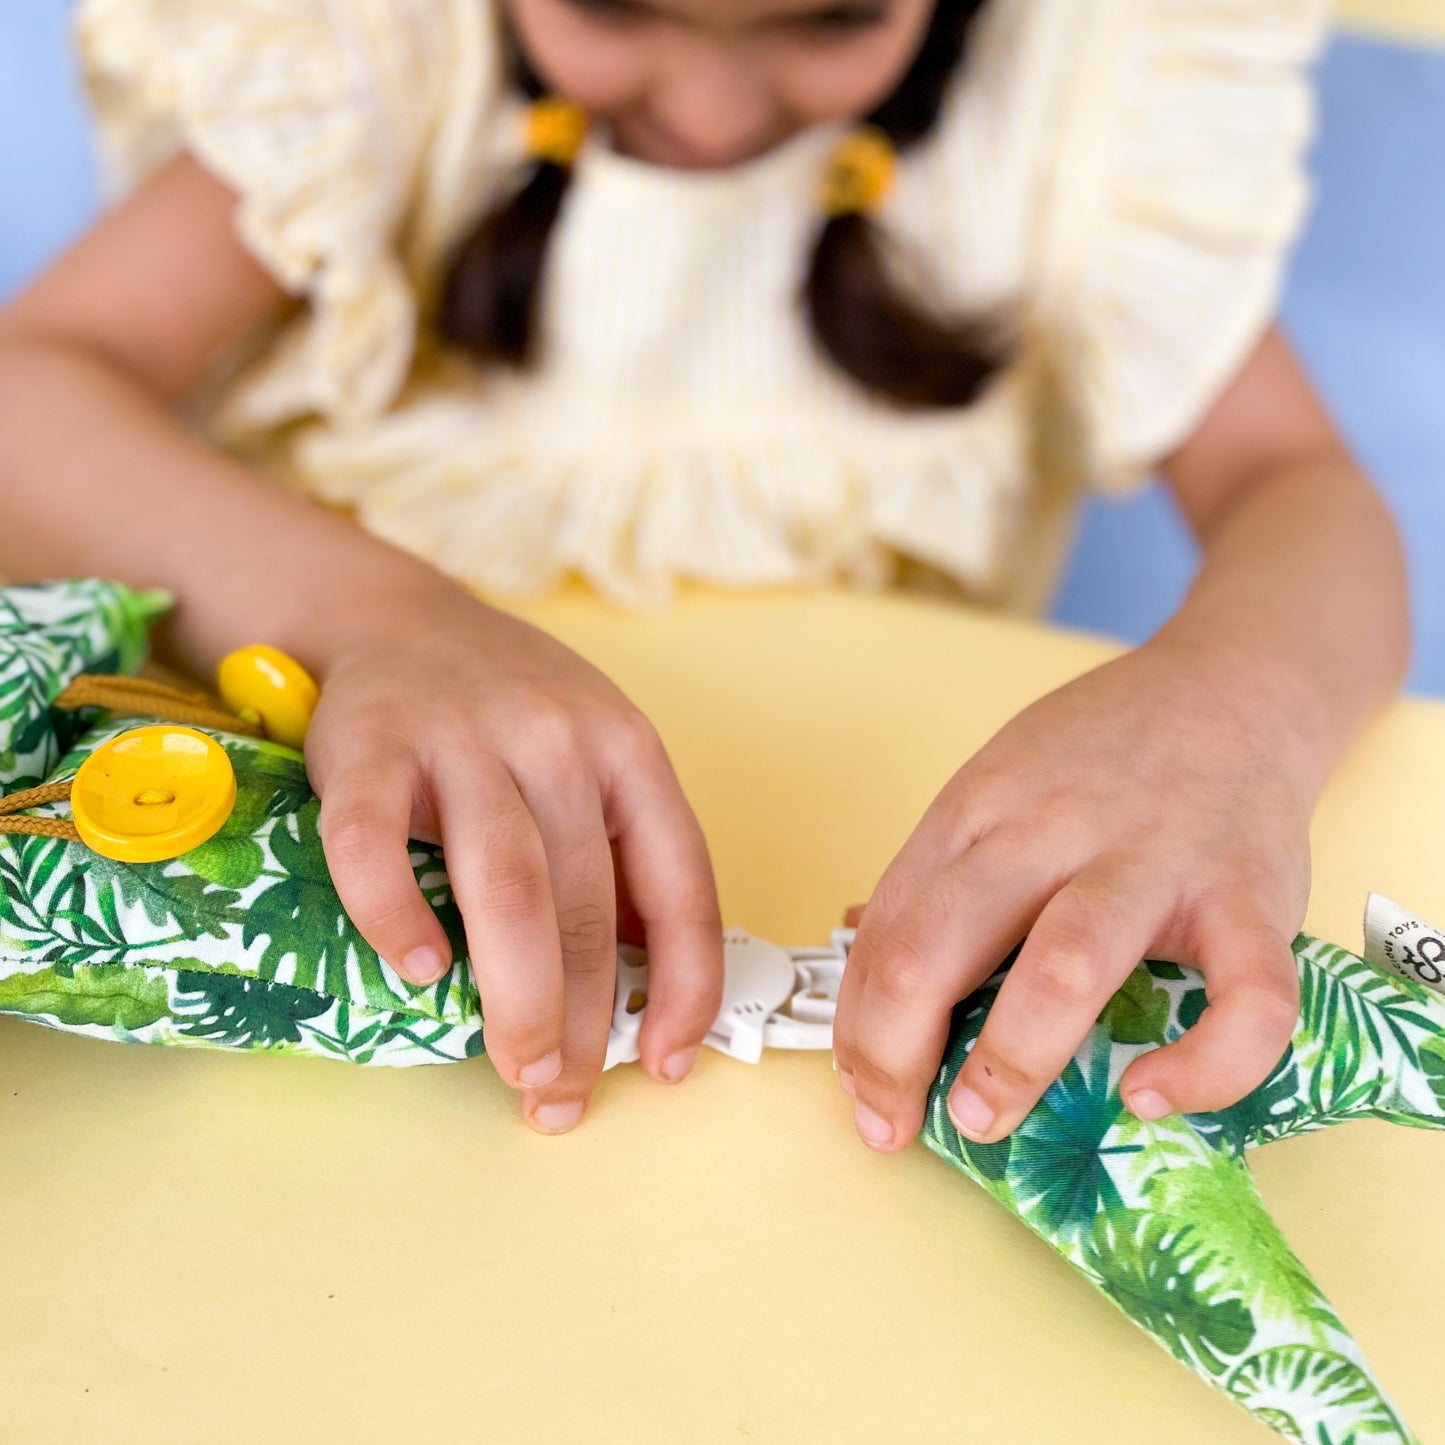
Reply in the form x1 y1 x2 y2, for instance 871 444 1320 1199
820 126 896 217
216 645 319 751
71 726 236 864
524 96 588 168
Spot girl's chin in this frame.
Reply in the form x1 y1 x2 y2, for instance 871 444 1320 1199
610 117 792 171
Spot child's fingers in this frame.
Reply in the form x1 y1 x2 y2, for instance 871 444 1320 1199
835 833 1056 1151
612 841 648 947
1118 910 1300 1118
511 777 618 1134
948 860 1169 1144
605 720 723 1085
435 762 567 1093
316 750 453 986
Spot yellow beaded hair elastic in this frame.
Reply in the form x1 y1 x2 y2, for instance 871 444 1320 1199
524 96 589 168
820 125 897 218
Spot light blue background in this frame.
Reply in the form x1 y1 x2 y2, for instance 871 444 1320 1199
3 5 1442 693
1052 33 1445 698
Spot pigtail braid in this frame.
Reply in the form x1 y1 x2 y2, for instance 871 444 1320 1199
805 0 1004 409
438 54 574 369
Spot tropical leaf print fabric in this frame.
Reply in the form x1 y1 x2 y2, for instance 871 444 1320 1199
0 577 166 790
0 579 482 1066
922 941 1445 1443
1 719 482 1064
1 580 1442 1442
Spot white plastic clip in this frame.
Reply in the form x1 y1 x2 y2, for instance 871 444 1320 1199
602 927 855 1071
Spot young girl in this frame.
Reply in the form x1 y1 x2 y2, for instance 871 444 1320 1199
0 0 1407 1150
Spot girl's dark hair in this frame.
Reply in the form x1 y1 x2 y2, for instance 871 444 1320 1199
439 2 1001 409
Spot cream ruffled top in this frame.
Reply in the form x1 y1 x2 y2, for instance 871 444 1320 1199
76 0 1327 610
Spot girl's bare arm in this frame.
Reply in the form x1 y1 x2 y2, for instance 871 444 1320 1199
0 154 456 670
0 155 725 1128
834 329 1409 1151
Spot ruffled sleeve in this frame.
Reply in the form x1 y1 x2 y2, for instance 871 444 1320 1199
1038 0 1330 493
75 0 504 428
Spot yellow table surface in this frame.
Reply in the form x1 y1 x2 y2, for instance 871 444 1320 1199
1337 0 1445 44
3 587 1443 1444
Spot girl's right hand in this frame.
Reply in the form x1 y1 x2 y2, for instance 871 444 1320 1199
0 153 724 1131
299 580 725 1133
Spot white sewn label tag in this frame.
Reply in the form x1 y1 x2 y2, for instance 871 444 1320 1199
1363 893 1445 996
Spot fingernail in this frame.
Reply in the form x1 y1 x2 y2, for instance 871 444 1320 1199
660 1047 698 1084
529 1099 584 1134
853 1101 892 1150
839 1070 856 1098
949 1086 994 1139
518 1050 563 1088
1127 1088 1171 1121
399 945 445 985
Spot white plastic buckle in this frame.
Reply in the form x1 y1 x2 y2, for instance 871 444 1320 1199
602 927 855 1071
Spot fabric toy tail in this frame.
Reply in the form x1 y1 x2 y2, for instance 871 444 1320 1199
921 918 1445 1445
1225 928 1445 1145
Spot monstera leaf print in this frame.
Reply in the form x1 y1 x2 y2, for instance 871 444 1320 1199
1084 1210 1257 1378
1006 1030 1128 1244
171 968 329 1048
1225 1347 1413 1444
2 830 247 963
1141 1149 1339 1337
1421 1036 1445 1112
238 790 469 1019
1099 967 1172 1046
242 801 380 999
0 962 170 1030
3 835 195 964
1187 1048 1303 1156
220 736 315 823
0 580 168 789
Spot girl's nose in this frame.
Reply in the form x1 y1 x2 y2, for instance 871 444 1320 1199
647 40 783 169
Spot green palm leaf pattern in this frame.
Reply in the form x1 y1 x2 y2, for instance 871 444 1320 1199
1084 1210 1257 1377
3 827 247 960
1099 968 1172 1046
1187 1047 1303 1155
1139 1149 1340 1337
1289 940 1443 1129
921 919 1445 1443
0 962 170 1031
1006 1031 1127 1244
0 579 168 789
921 995 1018 1207
1421 1036 1445 1112
170 968 330 1048
1226 1348 1414 1444
0 581 478 1063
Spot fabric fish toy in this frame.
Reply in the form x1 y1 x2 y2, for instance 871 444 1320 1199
1 578 1442 1443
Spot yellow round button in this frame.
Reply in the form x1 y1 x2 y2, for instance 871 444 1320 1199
71 726 237 864
216 644 319 751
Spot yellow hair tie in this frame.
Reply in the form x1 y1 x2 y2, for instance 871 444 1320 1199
523 96 589 168
820 125 897 218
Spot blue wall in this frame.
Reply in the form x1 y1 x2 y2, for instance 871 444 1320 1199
1052 34 1445 697
0 1 97 299
3 7 1442 692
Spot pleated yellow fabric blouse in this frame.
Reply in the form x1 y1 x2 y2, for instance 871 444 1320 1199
75 0 1328 611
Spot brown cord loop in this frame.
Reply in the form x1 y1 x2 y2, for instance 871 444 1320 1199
0 672 259 843
0 816 81 841
53 674 263 738
0 782 80 842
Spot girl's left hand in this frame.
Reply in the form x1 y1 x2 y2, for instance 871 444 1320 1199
831 639 1319 1151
